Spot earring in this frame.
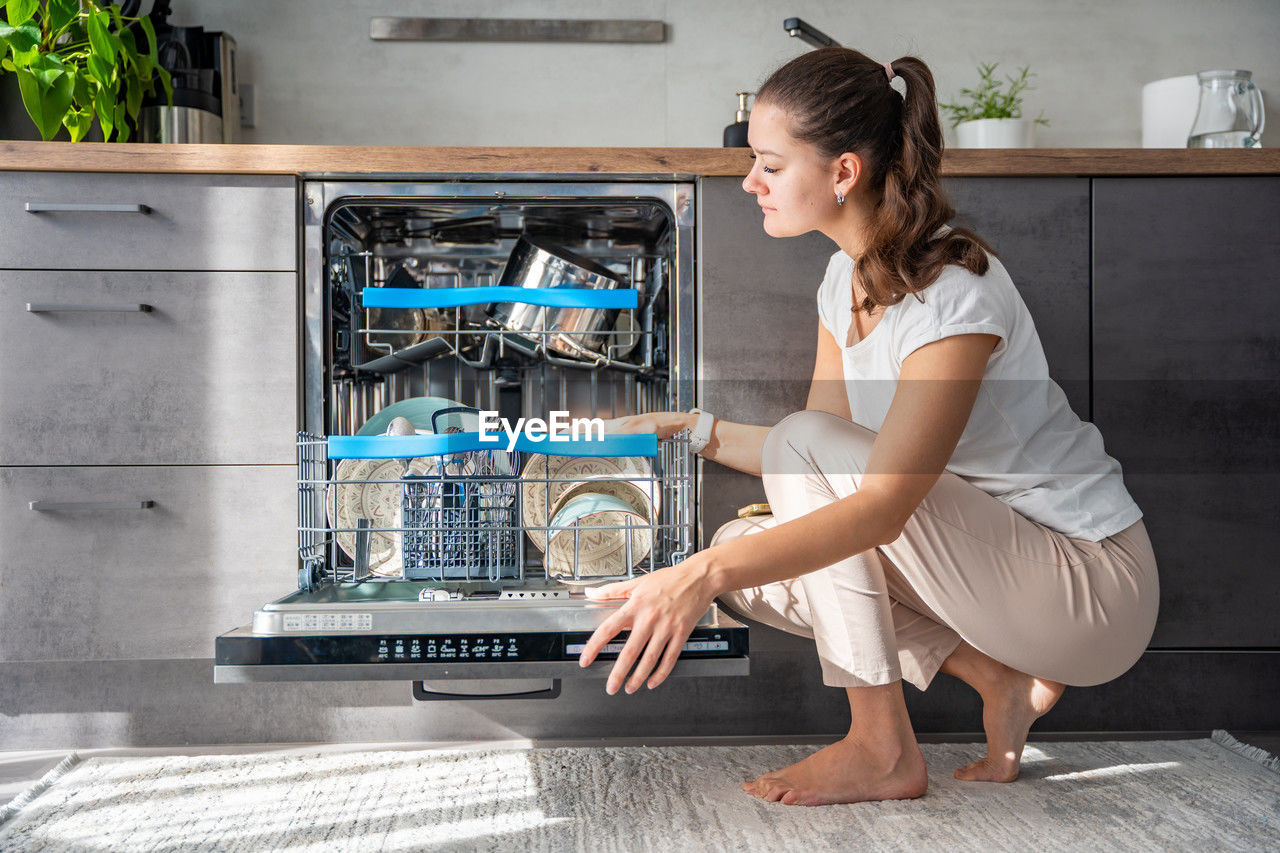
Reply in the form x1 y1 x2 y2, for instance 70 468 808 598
836 192 846 206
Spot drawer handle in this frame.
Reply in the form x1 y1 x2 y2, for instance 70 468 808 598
24 202 153 214
412 679 562 702
26 303 153 313
29 500 156 511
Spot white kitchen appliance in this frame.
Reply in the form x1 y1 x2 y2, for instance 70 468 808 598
1142 74 1201 148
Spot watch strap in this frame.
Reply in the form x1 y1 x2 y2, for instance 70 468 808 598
688 408 714 454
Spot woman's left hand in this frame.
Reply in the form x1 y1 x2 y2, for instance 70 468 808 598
577 555 721 694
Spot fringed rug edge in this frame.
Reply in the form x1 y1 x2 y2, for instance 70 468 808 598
0 753 83 830
1210 729 1280 775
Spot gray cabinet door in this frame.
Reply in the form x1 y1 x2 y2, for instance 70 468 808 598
0 270 297 465
0 172 296 271
944 178 1091 419
696 176 832 546
1093 177 1280 647
0 465 297 661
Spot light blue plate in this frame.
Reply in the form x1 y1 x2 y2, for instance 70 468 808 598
355 396 460 436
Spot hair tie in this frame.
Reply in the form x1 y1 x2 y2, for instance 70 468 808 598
883 61 895 81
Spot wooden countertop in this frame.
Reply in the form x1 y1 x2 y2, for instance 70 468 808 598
2 142 1279 176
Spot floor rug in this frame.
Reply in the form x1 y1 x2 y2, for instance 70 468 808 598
1 731 1276 852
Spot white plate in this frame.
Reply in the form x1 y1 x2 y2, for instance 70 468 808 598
519 453 655 551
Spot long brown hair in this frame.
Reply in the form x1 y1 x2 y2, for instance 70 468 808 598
756 47 995 315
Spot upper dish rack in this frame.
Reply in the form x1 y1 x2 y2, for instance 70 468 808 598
325 197 674 378
330 252 665 375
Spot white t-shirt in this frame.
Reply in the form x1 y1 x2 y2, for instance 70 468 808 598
816 240 1142 542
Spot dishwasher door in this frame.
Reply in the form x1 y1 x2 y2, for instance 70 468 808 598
214 590 749 685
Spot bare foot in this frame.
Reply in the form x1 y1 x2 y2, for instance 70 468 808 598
743 735 928 806
954 662 1065 783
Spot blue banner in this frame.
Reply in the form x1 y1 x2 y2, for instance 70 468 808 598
328 431 659 459
361 286 638 310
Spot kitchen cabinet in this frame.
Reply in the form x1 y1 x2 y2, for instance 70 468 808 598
0 171 299 676
695 176 831 551
944 178 1091 419
694 176 1278 735
0 172 295 271
0 465 295 661
1 169 1276 750
0 270 296 466
1092 176 1280 647
696 175 1093 680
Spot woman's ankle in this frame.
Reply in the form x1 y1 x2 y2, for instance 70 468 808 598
842 681 920 762
940 640 1007 696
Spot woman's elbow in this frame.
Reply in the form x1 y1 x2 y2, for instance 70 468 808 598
878 519 908 547
858 490 914 547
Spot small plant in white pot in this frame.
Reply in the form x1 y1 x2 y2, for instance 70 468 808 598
939 62 1049 148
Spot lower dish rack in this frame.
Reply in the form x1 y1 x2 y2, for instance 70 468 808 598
297 430 693 590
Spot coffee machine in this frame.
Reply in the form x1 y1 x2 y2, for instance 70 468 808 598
135 0 239 143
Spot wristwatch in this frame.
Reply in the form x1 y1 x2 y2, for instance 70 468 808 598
687 408 715 454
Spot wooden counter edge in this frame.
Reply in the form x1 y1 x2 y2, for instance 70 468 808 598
1 142 1279 176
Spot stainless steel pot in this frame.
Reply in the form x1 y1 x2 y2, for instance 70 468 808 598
489 235 624 359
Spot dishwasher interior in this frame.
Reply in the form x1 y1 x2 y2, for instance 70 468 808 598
317 187 691 589
214 180 748 687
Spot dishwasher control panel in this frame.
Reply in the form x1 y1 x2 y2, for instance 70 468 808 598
216 625 749 666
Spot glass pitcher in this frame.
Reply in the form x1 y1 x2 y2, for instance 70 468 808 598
1187 69 1265 148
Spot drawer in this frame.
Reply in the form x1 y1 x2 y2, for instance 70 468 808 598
0 465 297 662
0 172 296 271
0 270 296 465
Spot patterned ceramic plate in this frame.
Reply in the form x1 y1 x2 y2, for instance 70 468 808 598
328 456 446 577
548 477 655 527
519 453 656 552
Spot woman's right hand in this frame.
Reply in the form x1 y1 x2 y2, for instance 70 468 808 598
599 411 695 439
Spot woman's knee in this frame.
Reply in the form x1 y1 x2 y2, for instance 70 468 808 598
709 514 777 547
717 585 814 641
762 409 861 475
710 515 813 637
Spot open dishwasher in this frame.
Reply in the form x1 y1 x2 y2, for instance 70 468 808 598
214 180 749 697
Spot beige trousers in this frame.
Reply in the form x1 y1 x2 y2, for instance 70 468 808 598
716 410 1160 692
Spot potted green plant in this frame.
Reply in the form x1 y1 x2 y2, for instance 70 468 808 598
0 0 171 141
938 62 1048 148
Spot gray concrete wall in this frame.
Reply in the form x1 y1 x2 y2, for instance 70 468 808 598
151 0 1278 149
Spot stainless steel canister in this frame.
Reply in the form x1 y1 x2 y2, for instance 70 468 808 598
489 235 624 359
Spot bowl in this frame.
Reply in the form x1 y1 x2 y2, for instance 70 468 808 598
356 396 459 436
545 491 652 584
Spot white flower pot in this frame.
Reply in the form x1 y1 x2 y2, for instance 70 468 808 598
954 118 1037 148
